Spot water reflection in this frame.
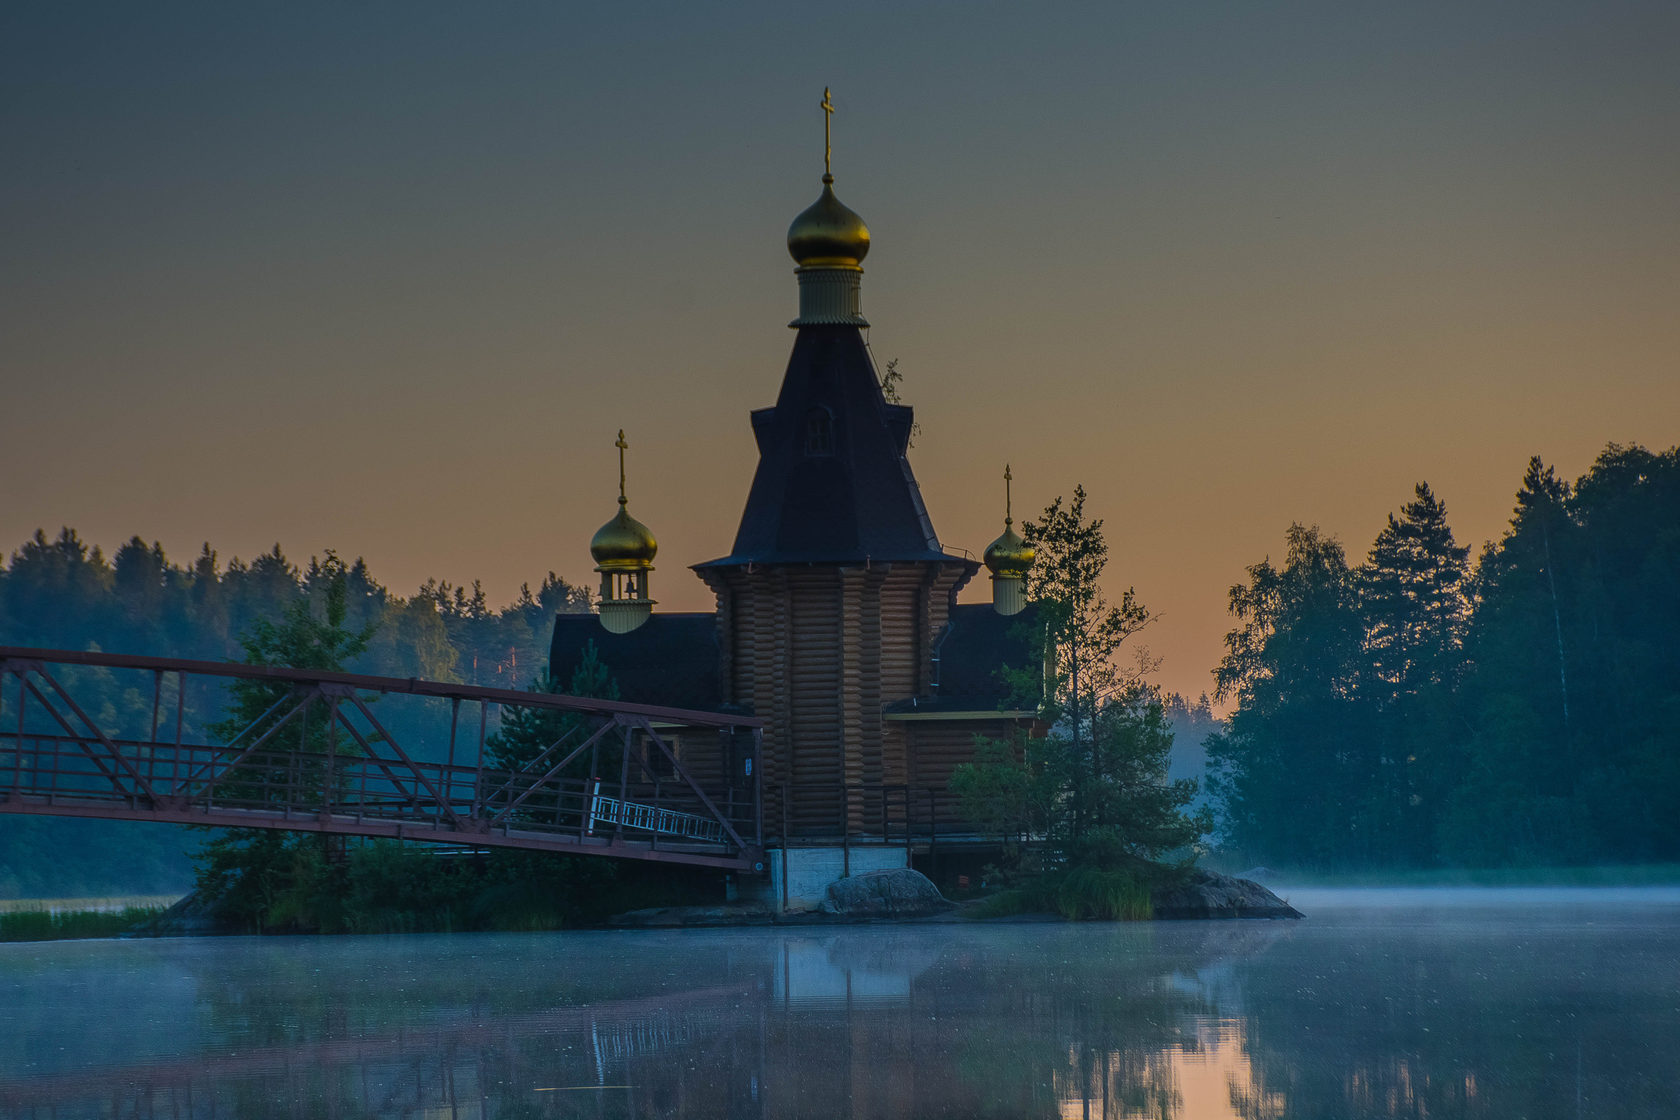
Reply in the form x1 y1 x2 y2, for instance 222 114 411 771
0 890 1677 1118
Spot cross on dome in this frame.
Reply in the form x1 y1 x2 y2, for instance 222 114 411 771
821 87 834 179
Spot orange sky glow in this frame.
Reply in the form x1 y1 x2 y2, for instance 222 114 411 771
4 3 1676 702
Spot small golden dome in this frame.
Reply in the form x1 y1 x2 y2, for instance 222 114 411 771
591 502 657 571
984 522 1034 579
985 464 1033 579
787 176 870 269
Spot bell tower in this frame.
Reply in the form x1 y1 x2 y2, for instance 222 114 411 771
694 91 979 838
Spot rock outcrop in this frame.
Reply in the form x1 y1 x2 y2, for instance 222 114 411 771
134 891 219 936
1151 868 1301 919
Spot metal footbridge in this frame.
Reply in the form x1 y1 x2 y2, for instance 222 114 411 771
0 646 764 871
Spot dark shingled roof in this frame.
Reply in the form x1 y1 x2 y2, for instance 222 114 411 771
886 602 1043 714
698 325 959 568
548 612 727 712
550 604 1038 718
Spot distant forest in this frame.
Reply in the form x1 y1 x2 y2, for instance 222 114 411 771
0 539 591 897
1211 443 1680 871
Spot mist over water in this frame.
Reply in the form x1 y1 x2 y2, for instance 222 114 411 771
2 888 1677 1118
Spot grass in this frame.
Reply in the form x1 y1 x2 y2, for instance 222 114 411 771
966 867 1154 921
0 904 167 942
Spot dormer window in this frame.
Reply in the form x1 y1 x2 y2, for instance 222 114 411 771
804 406 835 456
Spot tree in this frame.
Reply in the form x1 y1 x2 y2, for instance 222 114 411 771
1024 485 1155 833
1360 482 1471 700
193 555 377 932
877 357 923 446
1074 688 1209 863
486 641 619 774
1356 483 1472 862
187 543 232 659
111 536 175 654
1207 524 1373 867
1441 446 1680 865
954 485 1207 870
3 528 113 647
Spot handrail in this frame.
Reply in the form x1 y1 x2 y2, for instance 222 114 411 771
0 651 763 870
0 646 762 729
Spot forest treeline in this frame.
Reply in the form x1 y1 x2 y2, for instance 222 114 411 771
1210 442 1680 871
0 536 591 897
0 533 590 685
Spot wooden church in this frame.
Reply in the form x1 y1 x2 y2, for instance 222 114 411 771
551 95 1041 878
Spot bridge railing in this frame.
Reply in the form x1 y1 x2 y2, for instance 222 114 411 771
0 647 764 870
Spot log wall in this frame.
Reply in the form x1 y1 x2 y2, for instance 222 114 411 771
700 558 980 841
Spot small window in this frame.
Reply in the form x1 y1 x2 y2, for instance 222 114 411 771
644 733 675 779
805 407 835 456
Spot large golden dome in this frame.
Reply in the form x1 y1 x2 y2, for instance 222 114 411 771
984 523 1034 579
787 175 870 269
590 502 657 571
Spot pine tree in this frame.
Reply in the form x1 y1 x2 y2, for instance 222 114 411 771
486 641 619 773
1354 484 1472 862
1023 485 1153 827
1360 483 1471 700
952 485 1206 868
193 557 377 932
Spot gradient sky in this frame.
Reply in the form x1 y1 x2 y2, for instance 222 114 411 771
4 2 1677 702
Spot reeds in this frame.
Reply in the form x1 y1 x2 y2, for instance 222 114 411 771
0 905 165 942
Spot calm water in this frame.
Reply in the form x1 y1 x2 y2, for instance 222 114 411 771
2 888 1678 1118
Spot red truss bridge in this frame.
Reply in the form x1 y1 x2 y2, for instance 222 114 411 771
0 647 764 871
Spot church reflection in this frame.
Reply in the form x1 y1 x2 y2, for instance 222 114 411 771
0 925 1291 1120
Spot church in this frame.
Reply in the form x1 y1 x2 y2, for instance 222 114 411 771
550 94 1043 902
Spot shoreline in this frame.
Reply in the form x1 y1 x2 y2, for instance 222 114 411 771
17 869 1680 942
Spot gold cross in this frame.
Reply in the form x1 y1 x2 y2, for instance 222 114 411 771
1004 464 1013 526
821 87 833 177
616 429 628 505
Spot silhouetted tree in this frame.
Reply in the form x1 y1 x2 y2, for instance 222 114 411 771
1208 524 1372 867
1357 483 1471 862
954 486 1206 870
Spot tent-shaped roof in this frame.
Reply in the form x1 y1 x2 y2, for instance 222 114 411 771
698 325 964 568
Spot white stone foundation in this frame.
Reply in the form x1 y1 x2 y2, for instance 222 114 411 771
745 845 910 912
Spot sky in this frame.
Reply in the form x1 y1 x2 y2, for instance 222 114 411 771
3 2 1677 703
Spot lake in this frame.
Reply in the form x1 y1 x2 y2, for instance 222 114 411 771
1 887 1677 1118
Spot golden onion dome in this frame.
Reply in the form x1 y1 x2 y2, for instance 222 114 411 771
984 522 1034 578
590 501 657 571
787 175 870 269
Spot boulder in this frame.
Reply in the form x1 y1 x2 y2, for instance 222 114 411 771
823 868 953 918
134 891 219 936
1151 868 1301 920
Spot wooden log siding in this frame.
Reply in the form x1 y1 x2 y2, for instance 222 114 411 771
788 570 843 835
767 570 792 831
703 566 788 831
877 572 919 790
909 718 1025 830
702 557 985 842
839 568 867 835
